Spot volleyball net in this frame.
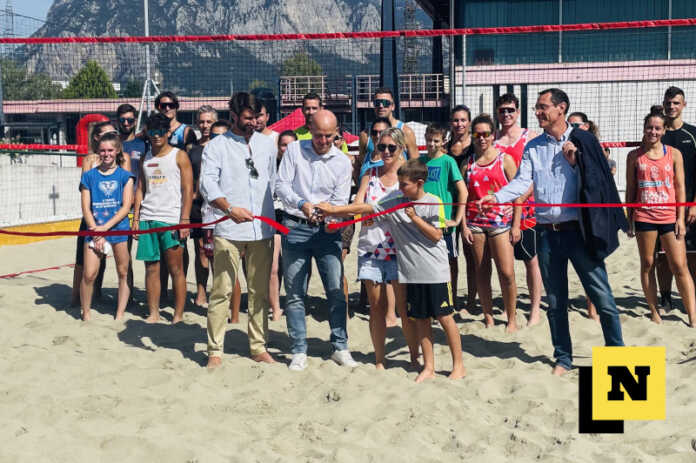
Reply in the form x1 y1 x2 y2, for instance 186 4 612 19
1 18 696 228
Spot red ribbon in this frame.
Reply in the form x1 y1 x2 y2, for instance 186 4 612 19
1 19 694 44
326 201 696 230
0 215 289 237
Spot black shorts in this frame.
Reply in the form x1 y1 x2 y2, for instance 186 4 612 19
514 227 537 261
634 221 675 235
275 209 285 235
406 282 454 319
190 219 204 239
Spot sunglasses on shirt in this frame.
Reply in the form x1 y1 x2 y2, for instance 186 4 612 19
119 117 136 124
377 143 399 153
373 99 392 108
246 158 259 179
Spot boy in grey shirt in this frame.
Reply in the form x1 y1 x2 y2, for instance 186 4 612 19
317 158 466 382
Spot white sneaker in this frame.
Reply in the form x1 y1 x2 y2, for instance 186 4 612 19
288 353 307 371
331 349 358 367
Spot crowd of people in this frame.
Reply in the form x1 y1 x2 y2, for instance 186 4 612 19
71 84 696 381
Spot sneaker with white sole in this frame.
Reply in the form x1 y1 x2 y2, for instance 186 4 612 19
288 353 307 371
331 349 358 367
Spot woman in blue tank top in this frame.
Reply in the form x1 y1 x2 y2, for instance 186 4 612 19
155 91 194 150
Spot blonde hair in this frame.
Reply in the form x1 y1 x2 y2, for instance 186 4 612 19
378 127 406 150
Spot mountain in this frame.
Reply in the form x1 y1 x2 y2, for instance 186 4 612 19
21 0 432 96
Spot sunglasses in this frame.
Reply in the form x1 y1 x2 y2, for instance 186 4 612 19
99 130 119 137
570 122 582 129
246 158 259 179
159 102 178 110
373 99 392 108
119 117 135 124
370 129 384 137
377 143 399 154
147 129 168 138
472 131 492 139
497 107 516 114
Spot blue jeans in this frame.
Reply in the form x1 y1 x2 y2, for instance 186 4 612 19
536 228 624 370
282 217 347 354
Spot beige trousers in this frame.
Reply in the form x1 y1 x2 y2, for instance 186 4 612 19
207 237 272 357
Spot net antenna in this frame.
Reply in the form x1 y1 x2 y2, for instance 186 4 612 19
136 0 160 133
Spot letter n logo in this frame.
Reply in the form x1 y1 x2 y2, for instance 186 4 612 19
592 347 665 422
607 366 650 401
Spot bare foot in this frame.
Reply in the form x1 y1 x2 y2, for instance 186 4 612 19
228 315 239 324
207 356 222 369
527 311 541 327
386 316 398 328
505 322 519 334
145 315 160 324
551 365 569 376
252 352 275 363
81 311 91 322
194 296 208 307
115 312 125 321
483 313 495 328
415 368 435 383
375 362 385 370
448 365 466 380
650 312 663 324
172 315 184 324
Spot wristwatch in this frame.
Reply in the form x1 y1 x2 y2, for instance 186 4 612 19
226 206 235 215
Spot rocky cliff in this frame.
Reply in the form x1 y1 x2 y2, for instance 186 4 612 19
23 0 431 95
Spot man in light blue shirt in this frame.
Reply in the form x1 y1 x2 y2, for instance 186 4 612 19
276 109 357 371
480 88 624 376
200 92 277 368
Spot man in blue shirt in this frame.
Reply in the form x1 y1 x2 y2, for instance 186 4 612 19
479 88 624 376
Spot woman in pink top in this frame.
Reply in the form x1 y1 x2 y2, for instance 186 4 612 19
626 106 696 327
465 114 519 332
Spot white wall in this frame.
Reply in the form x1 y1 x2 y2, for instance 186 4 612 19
0 163 82 227
463 78 696 193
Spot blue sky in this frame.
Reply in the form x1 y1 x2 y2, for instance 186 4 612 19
15 0 53 20
14 0 54 34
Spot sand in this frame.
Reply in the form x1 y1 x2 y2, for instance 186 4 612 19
1 235 695 462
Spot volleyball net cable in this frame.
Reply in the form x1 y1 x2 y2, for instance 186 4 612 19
2 17 696 229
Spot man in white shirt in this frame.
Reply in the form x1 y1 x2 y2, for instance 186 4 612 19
200 92 277 368
276 109 357 371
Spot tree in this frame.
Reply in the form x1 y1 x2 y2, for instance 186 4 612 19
120 79 142 98
62 60 117 99
0 59 63 100
281 52 322 76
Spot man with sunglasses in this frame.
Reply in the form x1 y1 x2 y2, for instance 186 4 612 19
133 113 193 325
479 88 625 376
201 92 277 368
493 93 543 327
276 109 357 371
155 91 194 151
358 87 419 177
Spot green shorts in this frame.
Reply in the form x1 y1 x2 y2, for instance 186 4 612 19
135 220 183 262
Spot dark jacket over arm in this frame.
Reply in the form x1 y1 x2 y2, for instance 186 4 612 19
570 128 628 260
